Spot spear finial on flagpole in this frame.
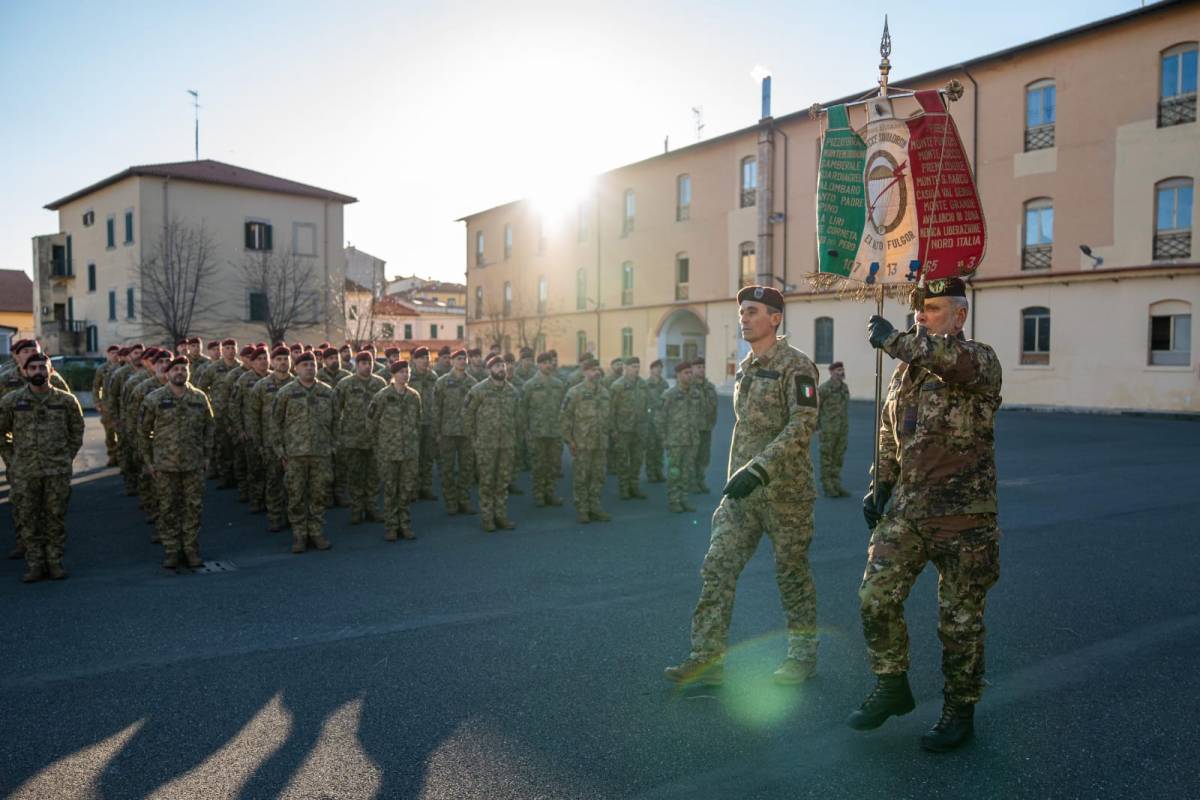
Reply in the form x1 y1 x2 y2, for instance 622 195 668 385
879 15 892 97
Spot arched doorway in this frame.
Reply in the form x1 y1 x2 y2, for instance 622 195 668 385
656 308 707 374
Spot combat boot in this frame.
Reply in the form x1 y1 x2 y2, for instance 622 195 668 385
400 527 416 540
310 533 332 551
772 658 817 685
184 551 203 569
8 543 25 560
21 563 45 583
590 509 612 522
482 519 496 533
349 510 363 525
546 496 564 507
291 535 307 554
576 511 591 524
459 502 478 515
496 518 516 530
920 699 975 752
680 501 697 512
418 490 437 501
533 497 546 508
268 520 284 533
46 563 69 581
630 488 648 499
507 484 523 495
846 673 916 730
161 553 180 570
663 655 724 686
384 529 399 542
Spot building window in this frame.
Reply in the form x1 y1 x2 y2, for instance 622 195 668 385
675 252 689 301
403 323 413 340
87 262 96 292
123 209 134 244
245 221 272 251
125 287 136 320
65 235 72 275
1159 43 1197 128
430 323 439 339
106 216 116 249
503 281 512 317
577 203 588 243
474 286 483 320
67 296 74 322
740 156 757 208
248 291 268 322
814 317 834 364
503 224 513 260
379 322 395 339
622 189 635 236
621 327 633 357
738 242 756 288
677 174 692 221
82 210 94 227
475 230 485 267
576 268 587 310
292 222 317 256
1025 79 1056 151
457 325 464 340
621 261 634 306
86 325 98 353
348 305 359 321
1149 301 1191 366
537 275 548 314
1020 306 1051 365
1155 178 1193 260
107 290 116 321
1022 199 1053 270
576 330 587 360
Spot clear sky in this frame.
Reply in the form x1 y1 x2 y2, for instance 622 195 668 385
1 0 1140 284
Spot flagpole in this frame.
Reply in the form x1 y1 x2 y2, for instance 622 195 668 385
872 16 891 510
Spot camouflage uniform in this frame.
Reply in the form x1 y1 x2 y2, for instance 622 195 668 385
561 380 611 517
368 383 422 539
232 369 269 511
215 365 248 494
272 379 339 550
520 371 566 505
123 369 159 505
140 383 214 562
408 365 440 498
431 370 477 513
464 377 521 528
643 373 668 482
320 364 350 388
657 382 699 511
512 361 537 471
817 378 850 495
603 366 624 473
467 364 488 384
246 372 292 529
609 374 650 498
334 373 388 520
92 359 118 463
859 327 1003 705
199 360 239 486
106 362 144 494
692 377 718 492
0 383 84 573
688 337 821 664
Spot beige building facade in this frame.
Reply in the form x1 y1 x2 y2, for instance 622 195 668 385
462 1 1199 411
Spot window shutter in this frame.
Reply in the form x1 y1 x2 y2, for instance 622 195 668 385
245 223 254 249
66 235 73 272
265 224 274 251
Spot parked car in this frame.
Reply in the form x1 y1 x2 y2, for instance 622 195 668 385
50 355 105 394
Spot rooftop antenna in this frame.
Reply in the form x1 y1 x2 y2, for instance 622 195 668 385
187 89 200 160
691 106 705 141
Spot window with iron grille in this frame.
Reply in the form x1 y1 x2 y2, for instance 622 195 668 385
538 275 548 314
738 242 756 288
503 281 512 317
622 189 635 236
245 221 272 251
677 174 692 221
675 253 689 301
621 327 633 357
814 317 834 364
1021 306 1051 365
475 231 485 266
576 330 587 360
474 286 483 320
740 156 757 208
504 224 512 260
1159 43 1197 128
1155 178 1193 260
1023 200 1053 270
1024 80 1056 151
248 291 268 322
576 269 587 310
621 262 633 306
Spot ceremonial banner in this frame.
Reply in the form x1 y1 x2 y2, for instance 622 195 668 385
815 105 866 278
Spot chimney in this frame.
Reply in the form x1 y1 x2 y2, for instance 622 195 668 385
761 76 772 120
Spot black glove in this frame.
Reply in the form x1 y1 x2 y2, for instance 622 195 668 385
722 464 764 499
868 315 896 349
863 482 894 530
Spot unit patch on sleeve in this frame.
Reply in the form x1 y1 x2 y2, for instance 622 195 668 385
795 375 817 408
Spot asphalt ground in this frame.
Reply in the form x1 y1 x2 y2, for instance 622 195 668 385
2 403 1199 799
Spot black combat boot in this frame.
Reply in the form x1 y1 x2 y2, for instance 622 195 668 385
846 673 916 730
920 699 975 752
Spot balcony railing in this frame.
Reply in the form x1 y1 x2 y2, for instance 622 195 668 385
50 258 74 280
1153 230 1192 260
675 284 688 301
740 189 756 208
1022 243 1052 270
1024 123 1055 151
1158 93 1197 128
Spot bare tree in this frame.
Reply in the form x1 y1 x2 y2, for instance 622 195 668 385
331 277 377 349
137 217 222 343
235 250 320 344
480 296 559 353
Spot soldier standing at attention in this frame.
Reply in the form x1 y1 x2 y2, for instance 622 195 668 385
106 343 143 495
848 278 1003 752
433 345 453 377
466 348 488 383
0 353 84 582
521 352 566 508
1 339 73 399
93 345 121 466
665 285 821 688
220 345 256 498
691 358 718 494
566 352 593 390
513 347 537 385
120 346 160 511
129 349 172 528
657 361 699 514
199 339 239 487
246 346 293 532
186 337 210 372
643 359 668 483
603 357 624 474
407 347 439 501
431 349 477 516
817 361 850 497
335 351 388 524
140 356 214 570
609 356 649 500
368 360 422 541
561 357 612 524
464 353 521 532
232 347 270 513
272 351 338 553
320 347 350 388
321 345 355 506
548 349 565 479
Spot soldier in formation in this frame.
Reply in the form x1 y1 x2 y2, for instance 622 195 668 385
643 359 668 483
657 361 699 514
691 358 718 494
521 352 565 508
335 351 387 524
432 349 477 515
368 360 422 541
231 346 270 513
407 347 439 501
92 345 121 466
464 353 521 532
272 351 337 553
817 361 850 497
609 356 649 500
246 346 294 531
561 357 611 524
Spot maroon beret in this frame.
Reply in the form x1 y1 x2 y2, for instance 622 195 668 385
322 347 339 359
485 354 502 368
411 346 429 359
24 352 48 366
251 347 268 359
354 351 373 364
106 344 120 353
221 338 237 346
12 339 37 354
467 348 482 357
293 351 316 364
271 346 290 358
189 336 202 345
451 348 467 359
650 359 663 368
238 345 255 357
830 361 844 370
385 347 400 358
390 360 409 374
289 343 303 351
167 356 190 370
674 360 692 374
502 353 515 364
117 346 131 357
206 340 220 350
536 352 553 364
438 346 452 355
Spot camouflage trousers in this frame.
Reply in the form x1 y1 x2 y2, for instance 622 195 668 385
692 429 713 490
100 412 118 461
615 432 644 494
476 446 515 524
119 430 139 494
243 441 266 511
9 473 71 569
859 514 1001 704
530 437 561 502
263 448 287 528
340 446 378 516
644 429 664 482
691 495 818 662
517 430 531 472
439 435 474 512
216 424 236 487
666 445 697 508
139 462 157 522
819 429 848 493
232 431 249 499
378 458 417 535
154 470 204 558
571 447 606 513
418 425 437 496
285 455 331 543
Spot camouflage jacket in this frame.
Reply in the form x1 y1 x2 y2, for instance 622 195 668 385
229 369 267 437
212 365 246 421
463 378 521 449
335 373 388 449
657 384 700 447
513 363 537 387
245 372 292 447
319 366 350 388
139 384 214 472
433 360 451 377
373 363 391 382
0 384 84 476
272 379 338 459
817 379 850 435
408 368 439 426
520 372 566 438
876 327 1002 518
103 363 135 417
466 365 488 384
92 360 116 413
431 371 476 437
609 375 651 435
696 379 719 431
730 336 819 504
645 374 669 433
603 369 623 390
561 380 610 450
368 384 422 461
196 359 238 398
130 377 168 438
121 370 157 432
